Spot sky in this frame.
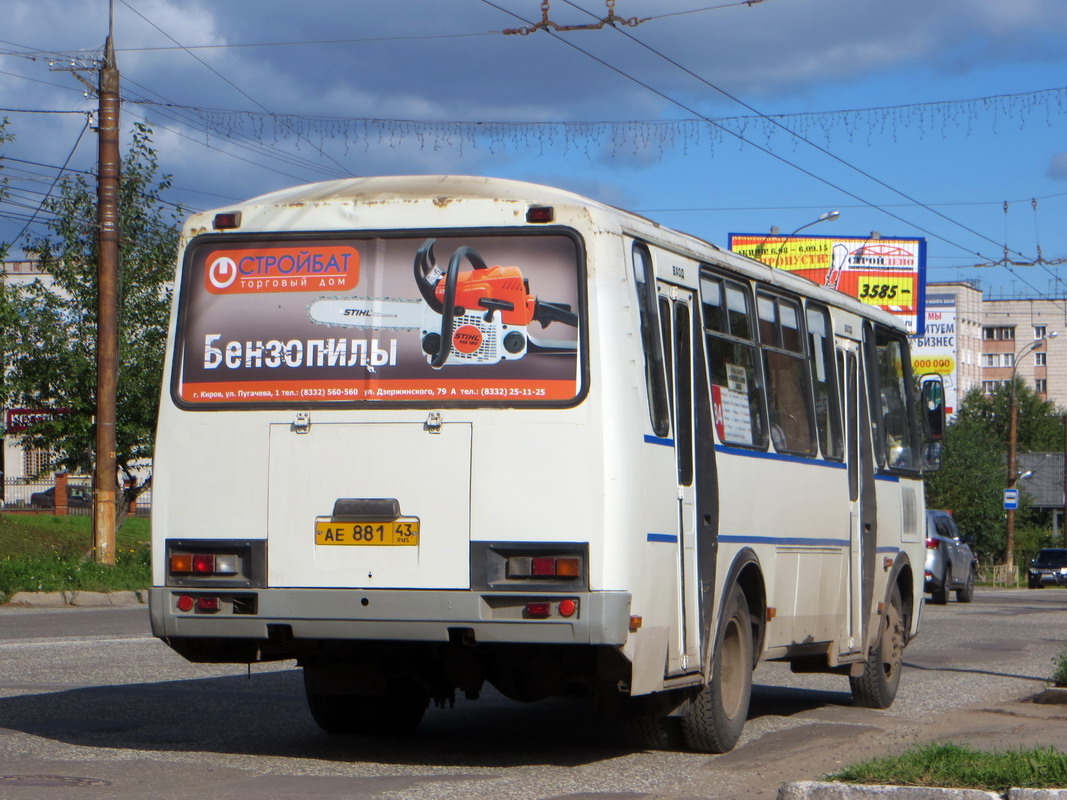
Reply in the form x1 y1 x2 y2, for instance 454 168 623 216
1 0 1065 300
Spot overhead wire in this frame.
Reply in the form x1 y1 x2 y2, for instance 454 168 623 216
117 0 352 177
559 0 1034 263
526 0 1063 304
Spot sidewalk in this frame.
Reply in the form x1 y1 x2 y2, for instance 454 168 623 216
6 590 145 607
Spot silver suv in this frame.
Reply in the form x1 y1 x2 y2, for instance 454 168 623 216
1027 548 1067 588
924 510 977 604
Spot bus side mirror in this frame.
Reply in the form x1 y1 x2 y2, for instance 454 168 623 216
919 374 946 471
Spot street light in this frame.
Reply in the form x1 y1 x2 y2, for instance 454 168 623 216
1005 331 1058 573
773 210 841 268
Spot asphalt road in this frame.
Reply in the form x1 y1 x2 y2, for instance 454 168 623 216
0 588 1064 800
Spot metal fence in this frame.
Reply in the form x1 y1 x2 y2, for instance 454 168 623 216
1 478 150 517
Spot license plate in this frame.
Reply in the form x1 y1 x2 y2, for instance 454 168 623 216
315 518 420 546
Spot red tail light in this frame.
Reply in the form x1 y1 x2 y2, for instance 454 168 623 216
925 537 939 550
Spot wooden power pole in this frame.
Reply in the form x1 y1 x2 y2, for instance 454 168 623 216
93 31 119 565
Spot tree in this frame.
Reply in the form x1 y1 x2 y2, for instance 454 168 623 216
925 382 1063 563
0 123 180 529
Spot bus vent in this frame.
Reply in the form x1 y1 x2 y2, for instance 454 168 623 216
901 487 918 537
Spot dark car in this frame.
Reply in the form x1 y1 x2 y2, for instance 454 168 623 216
29 486 92 509
924 510 977 604
1027 548 1067 588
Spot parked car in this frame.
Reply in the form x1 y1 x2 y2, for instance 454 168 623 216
925 510 977 604
29 485 92 509
1027 548 1067 588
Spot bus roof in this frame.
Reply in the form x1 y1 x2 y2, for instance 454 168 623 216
188 174 909 333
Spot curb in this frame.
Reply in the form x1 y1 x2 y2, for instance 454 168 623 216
779 783 1067 799
6 590 146 607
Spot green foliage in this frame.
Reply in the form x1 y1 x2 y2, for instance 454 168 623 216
1015 523 1055 574
956 381 1063 452
0 513 150 601
924 413 1005 561
0 547 149 602
926 382 1063 563
0 123 179 524
826 742 1067 790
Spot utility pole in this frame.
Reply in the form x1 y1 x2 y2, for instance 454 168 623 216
93 26 119 566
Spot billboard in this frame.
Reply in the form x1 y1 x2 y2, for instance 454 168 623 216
911 294 958 417
172 233 583 406
728 233 927 336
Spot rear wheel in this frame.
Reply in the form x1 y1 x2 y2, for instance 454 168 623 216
931 566 950 605
956 566 975 603
303 668 427 736
850 584 905 709
681 584 753 753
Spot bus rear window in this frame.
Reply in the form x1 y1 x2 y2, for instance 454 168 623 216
171 232 583 407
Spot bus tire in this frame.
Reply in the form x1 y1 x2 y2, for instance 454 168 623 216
681 584 753 754
850 584 904 709
631 713 685 751
303 671 427 736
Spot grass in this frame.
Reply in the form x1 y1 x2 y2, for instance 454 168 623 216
826 743 1067 791
0 513 150 602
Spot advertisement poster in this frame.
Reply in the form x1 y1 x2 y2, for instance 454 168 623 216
728 233 927 336
173 234 582 406
910 294 958 417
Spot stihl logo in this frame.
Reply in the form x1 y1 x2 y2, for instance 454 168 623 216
452 325 484 354
204 246 360 294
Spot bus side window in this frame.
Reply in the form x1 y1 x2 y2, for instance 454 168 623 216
756 292 816 455
701 272 768 449
632 243 670 437
868 325 918 471
807 304 843 460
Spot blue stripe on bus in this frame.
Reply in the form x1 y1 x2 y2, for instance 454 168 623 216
718 534 851 547
647 533 678 543
644 434 674 447
714 444 847 469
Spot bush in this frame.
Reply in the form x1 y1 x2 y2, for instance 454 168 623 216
1053 647 1067 688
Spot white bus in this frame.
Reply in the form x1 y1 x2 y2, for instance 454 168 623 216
149 175 944 752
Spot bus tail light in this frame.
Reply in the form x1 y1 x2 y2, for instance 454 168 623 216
171 552 239 576
473 542 588 592
507 555 582 580
165 540 265 588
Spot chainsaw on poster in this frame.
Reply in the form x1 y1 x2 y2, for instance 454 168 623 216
308 239 578 368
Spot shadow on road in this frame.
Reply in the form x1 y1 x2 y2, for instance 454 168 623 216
0 669 660 767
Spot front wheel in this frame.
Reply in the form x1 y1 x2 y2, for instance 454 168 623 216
956 566 975 603
681 584 754 753
850 584 905 709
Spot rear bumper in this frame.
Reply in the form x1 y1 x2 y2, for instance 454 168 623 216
149 587 632 650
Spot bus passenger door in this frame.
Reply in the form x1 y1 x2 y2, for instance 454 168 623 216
658 285 701 675
840 343 875 658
